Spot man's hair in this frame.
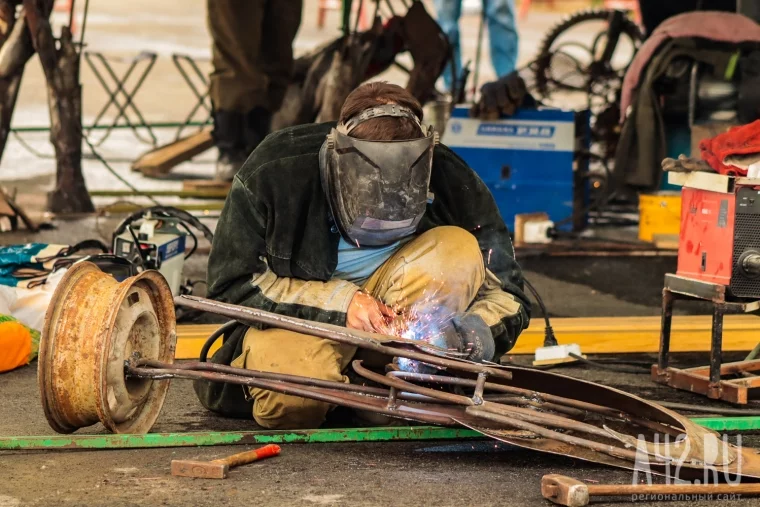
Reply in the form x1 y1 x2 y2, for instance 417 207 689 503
339 82 424 141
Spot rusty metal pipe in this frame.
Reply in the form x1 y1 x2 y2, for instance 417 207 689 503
389 371 681 437
477 401 614 440
174 295 512 380
127 365 461 426
353 360 475 406
466 406 643 463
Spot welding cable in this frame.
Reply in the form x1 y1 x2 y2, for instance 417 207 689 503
522 278 558 347
178 221 198 260
568 352 651 374
127 225 148 268
199 320 242 362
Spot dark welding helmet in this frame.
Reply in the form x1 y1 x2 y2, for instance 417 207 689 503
319 104 437 247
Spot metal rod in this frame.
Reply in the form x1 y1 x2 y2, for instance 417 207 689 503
0 427 483 451
710 305 725 393
353 360 474 406
387 370 682 436
128 366 460 427
174 295 512 380
466 406 642 462
658 290 674 371
477 402 614 440
134 360 444 405
2 418 757 451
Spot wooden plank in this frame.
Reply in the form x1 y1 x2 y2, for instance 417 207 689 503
174 315 760 359
131 129 214 178
182 180 231 194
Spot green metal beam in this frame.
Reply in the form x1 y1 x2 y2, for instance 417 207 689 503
3 417 760 452
11 121 208 133
0 426 481 451
692 416 760 432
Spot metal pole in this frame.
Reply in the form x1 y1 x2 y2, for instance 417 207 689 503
3 418 759 451
0 427 482 451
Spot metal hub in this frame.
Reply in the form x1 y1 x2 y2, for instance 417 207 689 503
38 262 176 434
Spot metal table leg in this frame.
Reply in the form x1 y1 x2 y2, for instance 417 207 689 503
171 54 212 140
84 51 158 146
708 304 725 399
657 288 674 372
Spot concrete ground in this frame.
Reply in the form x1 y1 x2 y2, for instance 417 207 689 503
4 354 760 507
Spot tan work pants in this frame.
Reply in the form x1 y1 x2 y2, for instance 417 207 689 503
231 226 486 429
207 0 303 112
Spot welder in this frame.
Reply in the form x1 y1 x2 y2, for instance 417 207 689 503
203 82 531 429
207 0 302 180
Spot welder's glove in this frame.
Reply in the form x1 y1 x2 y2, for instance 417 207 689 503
470 71 532 120
442 313 495 363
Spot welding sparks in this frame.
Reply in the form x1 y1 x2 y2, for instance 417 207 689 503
383 285 459 373
487 248 492 266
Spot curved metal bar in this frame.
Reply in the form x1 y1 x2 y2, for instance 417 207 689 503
174 295 512 380
477 401 614 440
352 360 474 406
390 371 681 437
133 359 449 405
466 406 642 463
127 365 498 429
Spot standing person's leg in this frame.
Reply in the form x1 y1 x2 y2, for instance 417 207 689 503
433 0 463 92
207 0 266 180
260 0 303 114
483 0 518 79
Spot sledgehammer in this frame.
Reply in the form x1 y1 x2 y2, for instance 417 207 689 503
171 444 281 479
541 474 760 506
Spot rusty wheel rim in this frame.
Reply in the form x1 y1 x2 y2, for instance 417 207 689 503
39 262 176 434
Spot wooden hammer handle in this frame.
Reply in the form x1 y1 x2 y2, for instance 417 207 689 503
590 483 760 497
212 444 281 468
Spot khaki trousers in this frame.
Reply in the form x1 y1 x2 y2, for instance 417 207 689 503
207 0 303 112
231 226 486 429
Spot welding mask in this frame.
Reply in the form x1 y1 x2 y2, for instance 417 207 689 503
319 104 437 247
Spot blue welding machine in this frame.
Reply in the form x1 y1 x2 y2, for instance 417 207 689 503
443 106 589 231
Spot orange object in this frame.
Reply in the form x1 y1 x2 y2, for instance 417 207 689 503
171 444 282 479
0 319 33 373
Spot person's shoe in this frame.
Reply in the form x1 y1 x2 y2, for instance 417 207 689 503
215 148 248 182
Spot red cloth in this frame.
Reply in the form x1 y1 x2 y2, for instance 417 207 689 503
700 120 760 176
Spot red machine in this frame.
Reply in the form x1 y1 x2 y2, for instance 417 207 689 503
653 173 760 404
677 181 760 297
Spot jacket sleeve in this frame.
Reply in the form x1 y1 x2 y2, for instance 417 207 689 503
207 177 359 326
428 146 532 356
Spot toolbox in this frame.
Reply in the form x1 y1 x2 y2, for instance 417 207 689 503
442 106 589 231
638 191 682 242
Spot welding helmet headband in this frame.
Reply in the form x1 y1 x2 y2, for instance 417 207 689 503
319 104 436 247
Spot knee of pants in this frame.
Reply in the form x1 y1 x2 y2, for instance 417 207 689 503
240 328 355 430
253 392 332 430
421 226 485 283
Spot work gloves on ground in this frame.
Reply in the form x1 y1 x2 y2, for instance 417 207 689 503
441 313 495 364
470 71 534 120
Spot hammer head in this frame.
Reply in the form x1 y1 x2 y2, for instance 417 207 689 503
171 459 229 479
541 474 589 507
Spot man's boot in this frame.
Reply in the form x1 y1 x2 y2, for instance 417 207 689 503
213 110 247 181
213 108 273 181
